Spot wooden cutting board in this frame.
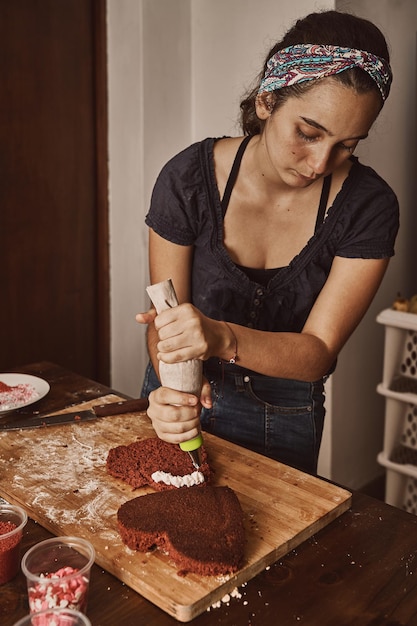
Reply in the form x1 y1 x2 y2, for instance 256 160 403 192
0 396 351 622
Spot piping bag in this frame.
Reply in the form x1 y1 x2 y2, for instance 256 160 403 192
146 279 203 469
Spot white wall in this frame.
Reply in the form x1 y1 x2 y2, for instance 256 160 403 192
107 0 145 396
190 0 330 140
107 0 192 396
107 0 416 490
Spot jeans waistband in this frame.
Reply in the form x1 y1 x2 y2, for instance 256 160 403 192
203 357 327 386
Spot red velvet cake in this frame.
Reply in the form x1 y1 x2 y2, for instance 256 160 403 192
106 437 212 490
117 485 245 576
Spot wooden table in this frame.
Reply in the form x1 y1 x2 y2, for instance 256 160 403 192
2 362 417 626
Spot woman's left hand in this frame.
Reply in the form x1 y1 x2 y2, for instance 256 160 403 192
140 303 219 364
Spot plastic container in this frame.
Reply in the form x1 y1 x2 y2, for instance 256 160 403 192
0 503 27 584
21 537 95 615
12 607 92 625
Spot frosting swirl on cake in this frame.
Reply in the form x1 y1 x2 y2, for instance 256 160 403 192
151 470 205 488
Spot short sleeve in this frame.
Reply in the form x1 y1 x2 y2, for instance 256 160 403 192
145 142 207 246
333 162 399 259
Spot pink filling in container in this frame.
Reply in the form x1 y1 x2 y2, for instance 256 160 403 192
21 537 95 616
0 504 27 585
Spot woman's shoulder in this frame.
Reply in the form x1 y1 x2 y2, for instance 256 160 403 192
159 136 242 173
330 157 399 225
152 138 216 193
327 157 399 257
159 137 233 169
348 157 398 202
152 137 243 201
160 138 212 171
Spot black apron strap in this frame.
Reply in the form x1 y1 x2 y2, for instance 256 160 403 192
221 135 252 217
314 174 332 232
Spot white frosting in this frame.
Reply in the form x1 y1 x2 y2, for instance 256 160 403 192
151 470 205 488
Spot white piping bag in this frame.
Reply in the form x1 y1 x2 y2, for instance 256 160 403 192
146 279 203 468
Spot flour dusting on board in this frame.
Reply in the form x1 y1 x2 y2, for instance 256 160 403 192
0 424 125 537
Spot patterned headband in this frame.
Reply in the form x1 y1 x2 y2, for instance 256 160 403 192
258 44 392 102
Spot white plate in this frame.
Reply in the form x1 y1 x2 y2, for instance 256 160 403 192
0 374 50 416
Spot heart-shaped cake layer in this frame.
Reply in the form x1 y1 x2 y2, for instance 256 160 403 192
106 437 212 490
117 485 245 576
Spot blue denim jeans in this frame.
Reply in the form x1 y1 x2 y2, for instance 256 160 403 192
141 358 326 475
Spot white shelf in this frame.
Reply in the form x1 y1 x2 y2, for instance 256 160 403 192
376 308 417 510
377 383 417 405
377 451 417 479
376 308 417 331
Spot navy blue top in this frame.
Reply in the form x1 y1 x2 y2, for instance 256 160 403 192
145 137 399 334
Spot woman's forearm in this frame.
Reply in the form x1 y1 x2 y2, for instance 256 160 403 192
217 321 333 381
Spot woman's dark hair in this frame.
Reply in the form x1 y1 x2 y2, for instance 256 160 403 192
240 10 391 135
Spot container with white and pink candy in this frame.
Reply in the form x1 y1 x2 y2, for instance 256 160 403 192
21 537 95 619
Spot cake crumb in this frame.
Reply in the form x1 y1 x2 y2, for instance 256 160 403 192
208 586 243 611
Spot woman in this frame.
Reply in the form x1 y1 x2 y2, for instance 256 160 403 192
136 10 399 474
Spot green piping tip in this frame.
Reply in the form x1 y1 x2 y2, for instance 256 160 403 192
179 433 203 452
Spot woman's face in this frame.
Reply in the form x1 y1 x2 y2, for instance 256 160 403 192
256 79 382 187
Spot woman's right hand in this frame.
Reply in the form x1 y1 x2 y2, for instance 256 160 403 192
146 379 212 444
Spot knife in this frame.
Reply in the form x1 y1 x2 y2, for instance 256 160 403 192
0 397 149 431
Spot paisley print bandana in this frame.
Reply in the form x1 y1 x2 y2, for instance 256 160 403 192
258 44 392 101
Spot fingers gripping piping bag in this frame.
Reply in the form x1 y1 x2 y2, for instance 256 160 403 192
146 279 204 469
